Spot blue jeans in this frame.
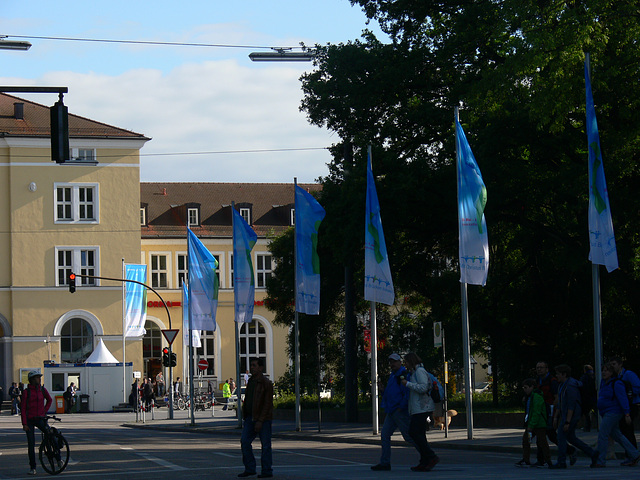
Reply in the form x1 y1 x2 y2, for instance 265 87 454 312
379 408 415 466
241 416 272 475
556 418 594 465
596 413 640 465
25 417 59 469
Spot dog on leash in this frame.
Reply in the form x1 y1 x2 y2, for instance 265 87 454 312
434 409 458 430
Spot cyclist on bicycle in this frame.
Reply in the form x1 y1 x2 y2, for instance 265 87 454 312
21 370 60 475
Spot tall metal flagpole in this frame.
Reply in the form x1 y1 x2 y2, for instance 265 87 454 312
232 201 243 427
369 146 379 435
585 53 603 390
188 229 196 426
122 259 126 403
455 107 474 440
442 328 449 438
294 177 302 431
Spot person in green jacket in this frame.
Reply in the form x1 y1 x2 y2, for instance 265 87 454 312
516 378 552 467
222 380 232 410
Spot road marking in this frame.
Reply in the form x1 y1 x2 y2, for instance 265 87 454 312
276 448 368 465
213 451 237 458
135 452 188 470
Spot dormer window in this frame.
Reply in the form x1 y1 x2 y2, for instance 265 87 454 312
290 208 295 226
188 208 199 227
240 208 250 224
70 148 96 162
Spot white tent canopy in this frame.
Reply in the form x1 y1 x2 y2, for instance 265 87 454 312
84 338 120 364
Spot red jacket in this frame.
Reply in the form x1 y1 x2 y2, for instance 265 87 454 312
21 384 52 425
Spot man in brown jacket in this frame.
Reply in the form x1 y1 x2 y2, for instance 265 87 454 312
238 357 273 478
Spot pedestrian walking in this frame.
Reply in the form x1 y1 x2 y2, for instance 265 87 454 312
515 379 551 467
156 371 165 397
591 362 640 468
9 382 20 415
535 361 576 466
549 364 596 469
21 371 60 476
579 365 597 432
371 353 415 471
609 356 640 453
402 352 439 472
238 357 273 478
222 380 231 410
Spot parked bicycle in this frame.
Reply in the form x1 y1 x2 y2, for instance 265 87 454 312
39 415 69 475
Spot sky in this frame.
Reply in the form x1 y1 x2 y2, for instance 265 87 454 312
1 1 383 183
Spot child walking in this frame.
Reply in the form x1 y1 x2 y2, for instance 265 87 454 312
516 379 552 467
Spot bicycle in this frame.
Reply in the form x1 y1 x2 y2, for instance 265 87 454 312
39 415 69 475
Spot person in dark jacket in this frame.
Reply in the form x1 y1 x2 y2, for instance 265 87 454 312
239 357 273 478
609 356 640 453
592 362 640 467
579 365 597 432
21 371 59 475
371 353 415 471
549 364 596 469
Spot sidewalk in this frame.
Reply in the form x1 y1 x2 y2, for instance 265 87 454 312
120 408 606 457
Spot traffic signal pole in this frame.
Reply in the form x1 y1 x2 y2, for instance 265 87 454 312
68 272 176 419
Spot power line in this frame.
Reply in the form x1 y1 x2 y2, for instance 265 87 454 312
5 34 302 51
2 146 329 160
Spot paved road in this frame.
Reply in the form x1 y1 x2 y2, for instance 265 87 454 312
0 412 634 479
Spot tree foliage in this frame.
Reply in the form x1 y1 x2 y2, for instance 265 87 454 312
267 0 640 396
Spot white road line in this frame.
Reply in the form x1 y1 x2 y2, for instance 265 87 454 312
213 451 237 458
275 448 369 465
134 452 188 470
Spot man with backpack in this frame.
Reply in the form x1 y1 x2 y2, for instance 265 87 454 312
21 371 60 476
609 356 640 453
371 353 415 471
549 364 596 469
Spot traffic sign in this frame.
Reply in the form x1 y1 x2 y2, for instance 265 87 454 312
161 329 180 345
198 359 209 371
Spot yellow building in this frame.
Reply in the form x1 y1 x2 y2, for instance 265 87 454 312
0 93 149 398
140 182 320 390
0 93 320 406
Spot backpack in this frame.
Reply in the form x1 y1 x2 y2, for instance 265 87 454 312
427 372 443 403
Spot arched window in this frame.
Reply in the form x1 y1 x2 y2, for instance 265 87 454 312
143 321 162 360
61 318 94 363
239 318 268 376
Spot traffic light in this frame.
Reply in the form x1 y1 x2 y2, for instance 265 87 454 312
50 97 70 163
68 273 76 293
170 352 177 367
162 347 170 367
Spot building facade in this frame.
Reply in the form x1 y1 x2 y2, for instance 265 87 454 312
0 93 148 400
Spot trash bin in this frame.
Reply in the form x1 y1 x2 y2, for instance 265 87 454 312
79 394 90 413
55 395 65 414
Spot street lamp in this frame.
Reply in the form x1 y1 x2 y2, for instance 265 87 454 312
249 48 314 62
0 36 31 51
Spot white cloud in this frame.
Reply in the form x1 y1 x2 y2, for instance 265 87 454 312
7 60 335 183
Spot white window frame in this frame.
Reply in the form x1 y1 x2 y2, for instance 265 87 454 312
54 183 99 224
187 208 199 227
195 330 216 377
255 253 273 289
70 148 96 162
55 246 100 287
150 252 170 289
176 252 188 288
240 208 251 225
290 208 295 226
140 207 146 226
239 318 269 376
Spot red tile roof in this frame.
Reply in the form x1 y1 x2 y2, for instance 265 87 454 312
141 182 322 238
0 93 147 139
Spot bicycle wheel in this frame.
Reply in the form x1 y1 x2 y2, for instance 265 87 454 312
176 397 185 410
39 431 69 475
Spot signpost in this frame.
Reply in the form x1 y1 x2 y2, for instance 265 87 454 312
197 359 208 371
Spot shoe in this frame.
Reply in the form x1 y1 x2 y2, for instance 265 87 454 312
371 464 391 471
424 457 440 471
622 455 640 466
590 464 605 468
258 475 273 479
569 452 577 466
238 472 256 478
590 451 600 467
410 465 428 472
548 463 567 469
530 461 545 468
28 469 36 475
515 459 531 467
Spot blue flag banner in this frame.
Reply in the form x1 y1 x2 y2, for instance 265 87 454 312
585 61 618 273
456 118 489 286
295 185 326 315
187 228 219 331
182 281 201 348
233 208 258 323
124 264 147 337
364 152 395 305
